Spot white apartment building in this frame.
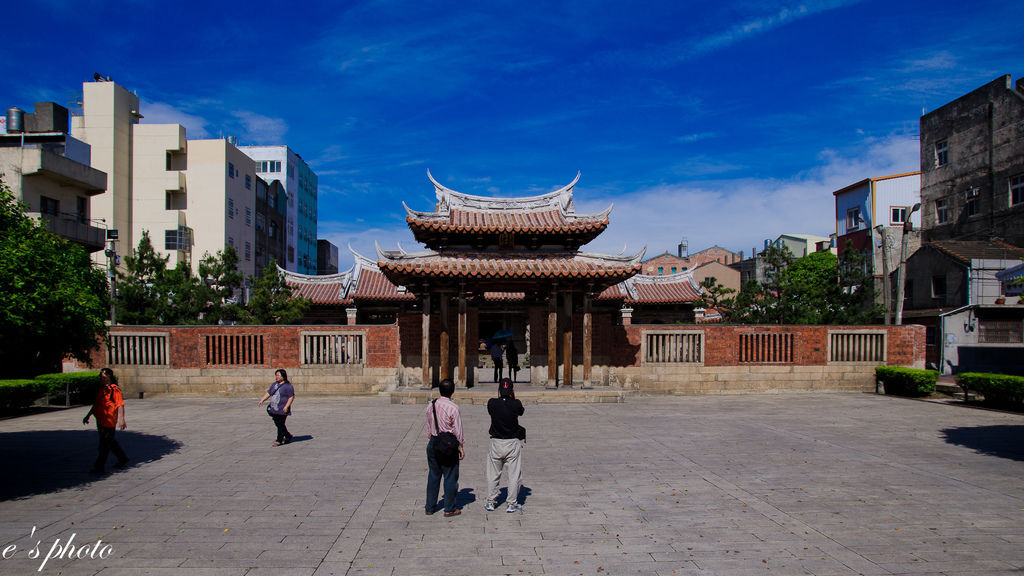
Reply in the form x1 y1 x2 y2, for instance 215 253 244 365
71 77 259 278
238 145 318 274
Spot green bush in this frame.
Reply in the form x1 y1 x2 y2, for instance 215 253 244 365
875 366 937 397
957 372 1024 410
35 372 100 405
0 379 50 411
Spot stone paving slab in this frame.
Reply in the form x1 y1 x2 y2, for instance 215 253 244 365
1 393 1023 575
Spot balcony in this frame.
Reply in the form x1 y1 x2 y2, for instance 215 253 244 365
20 148 106 194
30 211 106 252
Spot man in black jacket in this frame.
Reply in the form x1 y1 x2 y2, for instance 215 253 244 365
484 378 525 513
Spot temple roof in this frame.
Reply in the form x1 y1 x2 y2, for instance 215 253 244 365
281 267 353 305
376 244 644 287
403 171 612 245
596 271 703 304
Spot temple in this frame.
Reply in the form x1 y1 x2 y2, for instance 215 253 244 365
281 172 706 388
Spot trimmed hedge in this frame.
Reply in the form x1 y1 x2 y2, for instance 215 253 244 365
35 372 100 405
957 372 1024 410
0 379 50 411
875 366 937 397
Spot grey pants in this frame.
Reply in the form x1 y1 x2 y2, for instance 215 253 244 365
486 437 523 505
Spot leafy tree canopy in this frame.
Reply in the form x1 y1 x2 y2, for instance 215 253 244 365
0 181 109 377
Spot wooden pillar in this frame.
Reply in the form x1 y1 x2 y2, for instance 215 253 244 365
547 289 558 388
563 290 573 388
583 292 592 388
421 291 431 388
457 292 467 387
439 294 450 381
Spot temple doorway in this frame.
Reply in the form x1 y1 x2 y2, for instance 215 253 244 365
478 311 530 385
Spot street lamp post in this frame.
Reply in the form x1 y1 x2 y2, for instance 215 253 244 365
895 203 921 325
874 225 891 325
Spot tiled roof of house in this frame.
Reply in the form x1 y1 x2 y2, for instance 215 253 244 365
595 271 703 304
928 240 1024 265
282 268 353 305
349 268 416 301
376 247 643 281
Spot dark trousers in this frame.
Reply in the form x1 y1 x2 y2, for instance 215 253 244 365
425 436 459 513
269 412 292 443
93 426 127 471
492 358 503 382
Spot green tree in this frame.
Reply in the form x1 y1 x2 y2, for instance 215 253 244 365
116 231 169 325
243 266 310 325
0 182 109 377
196 246 244 324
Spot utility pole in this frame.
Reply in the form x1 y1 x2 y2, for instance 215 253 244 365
895 203 921 325
104 229 119 325
875 225 891 325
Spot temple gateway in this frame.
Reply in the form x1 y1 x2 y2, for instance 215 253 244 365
283 172 705 388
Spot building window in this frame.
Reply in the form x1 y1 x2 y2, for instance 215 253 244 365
925 326 937 346
245 242 251 261
228 162 236 178
287 163 295 178
931 275 946 299
245 207 252 227
934 140 948 167
287 246 295 263
979 320 1023 344
76 196 87 223
891 206 908 225
846 206 861 230
671 267 677 274
256 213 265 232
658 267 663 275
165 227 192 251
245 174 252 190
228 237 234 248
227 198 235 218
40 196 59 216
935 198 949 224
964 187 980 217
1011 175 1024 206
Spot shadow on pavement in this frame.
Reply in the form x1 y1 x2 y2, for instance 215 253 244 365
941 425 1024 462
0 430 182 501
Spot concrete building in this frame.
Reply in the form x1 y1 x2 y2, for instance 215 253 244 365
689 260 741 294
774 233 831 258
317 239 339 275
255 178 287 278
641 242 741 276
920 74 1024 246
832 172 922 316
902 240 1024 375
239 145 319 274
70 79 141 261
1 102 107 252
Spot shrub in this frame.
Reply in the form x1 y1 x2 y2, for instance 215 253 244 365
0 379 50 412
35 372 100 405
875 366 937 397
957 372 1024 410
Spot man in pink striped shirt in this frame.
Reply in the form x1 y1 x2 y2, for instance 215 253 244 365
424 378 465 517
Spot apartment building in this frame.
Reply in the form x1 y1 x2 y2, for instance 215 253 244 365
0 102 107 252
238 145 318 274
920 74 1024 246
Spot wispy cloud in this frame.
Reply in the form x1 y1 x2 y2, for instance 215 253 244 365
231 111 287 145
140 99 211 138
691 0 861 56
580 134 919 256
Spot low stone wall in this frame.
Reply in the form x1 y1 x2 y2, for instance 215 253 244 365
613 364 879 395
114 365 401 398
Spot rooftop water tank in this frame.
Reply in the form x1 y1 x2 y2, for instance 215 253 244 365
5 107 24 133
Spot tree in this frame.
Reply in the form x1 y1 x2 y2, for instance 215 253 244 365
697 276 736 318
116 231 169 325
0 182 109 377
196 246 245 324
243 266 310 325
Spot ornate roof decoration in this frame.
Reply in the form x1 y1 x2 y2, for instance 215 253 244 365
403 171 612 241
280 265 354 305
348 247 416 301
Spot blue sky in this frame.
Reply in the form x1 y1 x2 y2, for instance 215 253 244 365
2 0 1021 265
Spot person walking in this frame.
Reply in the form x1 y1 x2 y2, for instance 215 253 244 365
484 378 525 513
83 368 128 474
257 368 294 446
489 339 504 382
506 341 520 382
425 378 465 517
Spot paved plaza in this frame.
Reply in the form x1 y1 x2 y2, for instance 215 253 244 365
1 391 1023 576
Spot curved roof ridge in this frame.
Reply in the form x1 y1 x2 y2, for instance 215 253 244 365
278 264 353 284
419 170 610 217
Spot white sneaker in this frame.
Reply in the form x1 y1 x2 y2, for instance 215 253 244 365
484 501 496 511
506 502 521 513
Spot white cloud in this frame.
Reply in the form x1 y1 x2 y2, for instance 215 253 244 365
139 99 210 138
580 134 919 257
231 111 287 145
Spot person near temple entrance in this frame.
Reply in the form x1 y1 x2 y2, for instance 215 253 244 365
506 341 520 382
424 378 465 517
489 340 505 382
485 378 525 513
